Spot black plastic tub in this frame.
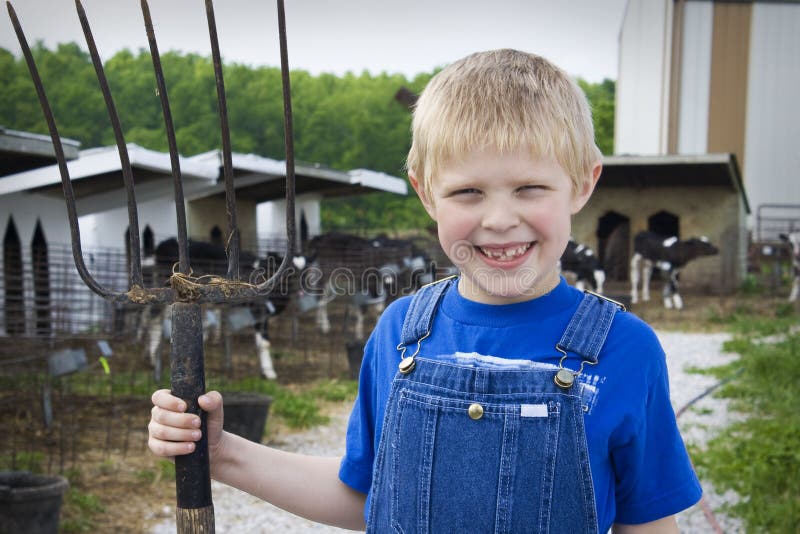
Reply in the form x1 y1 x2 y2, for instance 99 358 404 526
0 471 69 534
222 392 273 443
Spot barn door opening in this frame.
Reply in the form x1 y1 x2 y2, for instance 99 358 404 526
210 225 223 245
299 210 309 250
596 211 630 281
3 216 25 335
141 225 155 286
31 220 51 338
142 225 155 257
648 211 679 238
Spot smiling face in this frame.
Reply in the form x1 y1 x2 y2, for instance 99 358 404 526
411 148 599 305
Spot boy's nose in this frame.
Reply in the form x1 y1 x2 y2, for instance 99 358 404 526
481 201 520 232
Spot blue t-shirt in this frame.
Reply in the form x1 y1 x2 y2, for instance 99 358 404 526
339 277 701 530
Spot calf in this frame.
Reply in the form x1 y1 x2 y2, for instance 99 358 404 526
302 231 434 340
779 232 800 302
630 231 718 309
560 239 605 293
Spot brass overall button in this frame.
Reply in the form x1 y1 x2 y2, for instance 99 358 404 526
554 369 575 389
468 403 484 420
398 356 416 374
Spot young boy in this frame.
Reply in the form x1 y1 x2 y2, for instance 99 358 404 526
149 49 702 532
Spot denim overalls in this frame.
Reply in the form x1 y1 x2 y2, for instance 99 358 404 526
366 277 623 533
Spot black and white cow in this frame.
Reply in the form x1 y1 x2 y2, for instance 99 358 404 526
301 231 435 340
630 231 719 309
779 232 800 302
143 238 301 379
560 239 606 293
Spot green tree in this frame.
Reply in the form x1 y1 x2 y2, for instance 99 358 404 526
33 43 107 146
0 44 614 233
224 64 285 157
578 78 615 156
104 49 168 149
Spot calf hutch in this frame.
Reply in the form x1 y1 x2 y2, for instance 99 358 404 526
0 137 407 338
0 127 80 252
571 153 750 296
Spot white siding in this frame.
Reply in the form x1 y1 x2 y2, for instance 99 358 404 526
0 193 75 336
677 1 713 155
79 196 180 250
0 194 71 250
744 3 800 214
257 194 321 253
615 0 672 155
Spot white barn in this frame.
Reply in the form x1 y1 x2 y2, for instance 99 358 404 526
615 0 799 232
575 0 800 295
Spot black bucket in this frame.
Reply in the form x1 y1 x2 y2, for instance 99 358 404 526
222 392 272 443
346 340 365 380
0 471 69 534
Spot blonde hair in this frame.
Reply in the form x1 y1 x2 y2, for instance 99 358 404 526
407 49 601 198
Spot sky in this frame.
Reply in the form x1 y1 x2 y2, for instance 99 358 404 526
1 0 628 82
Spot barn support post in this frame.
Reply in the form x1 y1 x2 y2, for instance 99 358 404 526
170 302 214 533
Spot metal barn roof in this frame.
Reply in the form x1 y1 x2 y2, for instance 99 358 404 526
0 143 216 198
185 149 407 202
599 153 750 213
0 126 80 176
0 145 407 215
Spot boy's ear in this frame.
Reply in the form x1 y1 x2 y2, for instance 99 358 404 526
570 161 602 214
408 170 437 220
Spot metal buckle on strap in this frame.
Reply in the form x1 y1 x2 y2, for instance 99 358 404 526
418 273 458 290
553 344 599 389
583 289 627 311
396 331 431 374
396 275 456 374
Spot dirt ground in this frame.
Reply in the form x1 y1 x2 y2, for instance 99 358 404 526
46 291 797 532
65 403 347 533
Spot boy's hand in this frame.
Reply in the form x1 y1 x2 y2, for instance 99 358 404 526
148 389 225 463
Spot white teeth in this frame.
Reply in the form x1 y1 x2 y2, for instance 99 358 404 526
479 244 531 260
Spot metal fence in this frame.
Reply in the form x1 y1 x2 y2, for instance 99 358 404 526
756 203 800 242
0 231 445 472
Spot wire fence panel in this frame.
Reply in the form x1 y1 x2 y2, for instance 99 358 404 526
0 232 449 473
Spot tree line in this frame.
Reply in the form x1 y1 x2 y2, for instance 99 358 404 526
0 44 614 231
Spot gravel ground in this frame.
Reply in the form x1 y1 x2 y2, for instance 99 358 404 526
151 330 744 533
659 331 744 534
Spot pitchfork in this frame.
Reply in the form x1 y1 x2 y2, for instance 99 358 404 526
7 0 297 531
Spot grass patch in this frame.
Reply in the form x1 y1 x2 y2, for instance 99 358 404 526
207 376 358 430
0 451 45 473
309 379 359 402
135 459 175 485
61 486 105 533
689 302 799 532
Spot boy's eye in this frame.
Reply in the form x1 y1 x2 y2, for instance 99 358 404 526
451 188 481 196
517 184 546 193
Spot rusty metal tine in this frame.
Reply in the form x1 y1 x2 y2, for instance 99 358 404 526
277 0 297 265
250 0 296 294
141 0 190 275
76 0 143 287
6 1 126 303
204 0 240 279
252 0 297 293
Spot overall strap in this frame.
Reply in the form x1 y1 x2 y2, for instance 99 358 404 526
557 292 623 364
399 276 457 349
